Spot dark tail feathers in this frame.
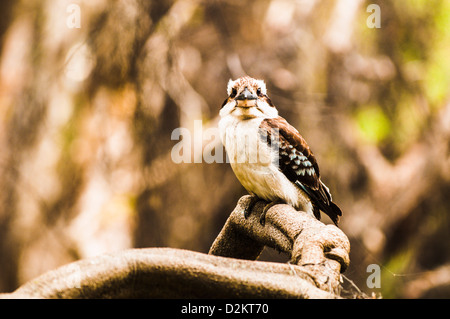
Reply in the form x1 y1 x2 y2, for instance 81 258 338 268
295 181 342 226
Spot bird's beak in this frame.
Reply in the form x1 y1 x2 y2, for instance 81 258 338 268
235 88 257 107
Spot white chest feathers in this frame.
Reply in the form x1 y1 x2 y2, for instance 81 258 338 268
219 117 272 166
218 116 313 213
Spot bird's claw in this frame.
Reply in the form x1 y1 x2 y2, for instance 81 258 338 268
244 197 282 226
260 200 283 226
244 196 260 219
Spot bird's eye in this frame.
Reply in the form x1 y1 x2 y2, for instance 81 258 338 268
230 88 237 98
256 88 262 96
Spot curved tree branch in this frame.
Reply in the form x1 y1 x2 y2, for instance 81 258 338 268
1 248 341 299
209 196 350 293
1 196 350 299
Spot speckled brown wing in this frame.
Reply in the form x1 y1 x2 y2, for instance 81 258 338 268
259 117 342 225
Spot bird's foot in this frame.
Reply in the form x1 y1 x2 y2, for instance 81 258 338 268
244 195 261 219
259 200 284 226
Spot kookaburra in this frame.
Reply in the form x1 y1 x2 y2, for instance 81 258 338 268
219 76 342 225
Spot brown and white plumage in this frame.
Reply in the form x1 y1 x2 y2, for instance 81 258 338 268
219 76 342 225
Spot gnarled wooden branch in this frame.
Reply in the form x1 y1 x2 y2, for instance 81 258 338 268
2 248 338 299
1 196 350 299
209 196 350 293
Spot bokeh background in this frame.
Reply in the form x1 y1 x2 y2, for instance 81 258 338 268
0 0 449 298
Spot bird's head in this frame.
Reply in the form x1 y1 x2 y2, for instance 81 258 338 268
220 76 278 120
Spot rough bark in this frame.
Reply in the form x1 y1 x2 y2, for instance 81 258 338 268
210 196 350 294
1 196 350 299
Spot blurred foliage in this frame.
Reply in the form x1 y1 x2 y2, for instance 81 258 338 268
355 105 391 144
0 0 449 298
